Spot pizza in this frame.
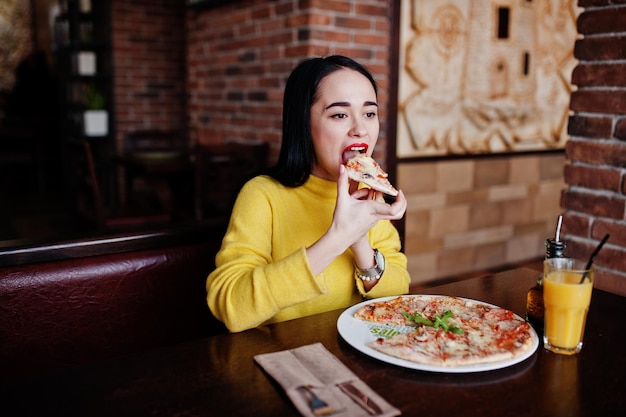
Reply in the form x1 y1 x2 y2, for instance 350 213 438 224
345 154 398 197
353 295 534 367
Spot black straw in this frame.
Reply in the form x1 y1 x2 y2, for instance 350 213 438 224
580 234 610 284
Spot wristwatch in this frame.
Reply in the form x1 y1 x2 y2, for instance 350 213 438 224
355 249 385 282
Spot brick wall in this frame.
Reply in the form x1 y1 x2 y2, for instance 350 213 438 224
562 1 626 296
110 0 187 148
185 0 393 161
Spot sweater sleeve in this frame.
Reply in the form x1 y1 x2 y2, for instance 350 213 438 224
206 179 327 332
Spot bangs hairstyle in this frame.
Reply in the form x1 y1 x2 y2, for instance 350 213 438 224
267 55 378 187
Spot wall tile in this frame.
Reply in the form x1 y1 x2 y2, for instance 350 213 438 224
514 221 554 237
447 189 490 205
533 180 566 221
429 205 469 238
405 192 446 211
474 158 509 187
540 153 566 180
403 211 433 253
397 162 437 193
474 243 507 270
488 184 529 201
510 156 540 184
406 253 438 284
469 201 504 229
436 160 474 192
437 248 476 278
502 198 533 224
506 233 546 264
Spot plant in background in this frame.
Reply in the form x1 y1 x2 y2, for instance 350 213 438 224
82 83 107 136
82 83 105 110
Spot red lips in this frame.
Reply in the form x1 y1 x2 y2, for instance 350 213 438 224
341 143 368 164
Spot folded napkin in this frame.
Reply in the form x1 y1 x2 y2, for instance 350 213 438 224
254 343 401 417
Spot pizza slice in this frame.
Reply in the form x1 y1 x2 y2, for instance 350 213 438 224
369 326 446 365
345 154 399 197
354 296 427 326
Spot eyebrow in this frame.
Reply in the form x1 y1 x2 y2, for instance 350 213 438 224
325 101 378 110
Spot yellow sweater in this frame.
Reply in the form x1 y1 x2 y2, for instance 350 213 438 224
206 174 410 332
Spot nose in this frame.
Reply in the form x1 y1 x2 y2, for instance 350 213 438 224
349 117 367 137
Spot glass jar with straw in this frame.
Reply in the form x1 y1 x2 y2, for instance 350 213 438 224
526 215 566 330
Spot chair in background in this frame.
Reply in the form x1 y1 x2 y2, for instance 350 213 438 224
194 142 269 221
82 140 171 230
117 129 194 220
123 129 189 155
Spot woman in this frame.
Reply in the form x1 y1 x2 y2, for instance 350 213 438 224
207 55 410 332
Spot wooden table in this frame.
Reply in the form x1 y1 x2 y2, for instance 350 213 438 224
2 268 624 416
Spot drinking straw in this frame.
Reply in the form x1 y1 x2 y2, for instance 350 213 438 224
555 215 563 241
580 234 610 284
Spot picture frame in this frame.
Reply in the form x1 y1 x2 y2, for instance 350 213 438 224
391 0 579 159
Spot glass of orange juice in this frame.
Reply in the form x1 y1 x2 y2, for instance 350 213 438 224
543 258 594 355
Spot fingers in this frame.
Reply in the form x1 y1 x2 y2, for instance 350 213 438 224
338 164 363 203
350 188 371 200
389 190 408 218
372 190 407 219
337 164 349 197
373 190 385 203
337 169 407 219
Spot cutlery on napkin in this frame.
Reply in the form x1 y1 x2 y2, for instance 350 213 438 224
254 342 401 417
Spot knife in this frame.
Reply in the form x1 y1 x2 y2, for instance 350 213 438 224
337 382 383 415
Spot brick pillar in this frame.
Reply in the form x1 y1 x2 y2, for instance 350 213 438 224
563 2 626 295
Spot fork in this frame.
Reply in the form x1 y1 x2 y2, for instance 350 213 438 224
297 385 335 416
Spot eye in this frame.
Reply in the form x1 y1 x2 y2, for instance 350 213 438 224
365 111 377 118
331 113 348 119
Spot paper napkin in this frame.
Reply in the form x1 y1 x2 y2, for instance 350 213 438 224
254 342 401 417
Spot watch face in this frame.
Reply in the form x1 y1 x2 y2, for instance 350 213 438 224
374 249 385 273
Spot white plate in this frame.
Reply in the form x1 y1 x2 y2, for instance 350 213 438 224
337 295 539 373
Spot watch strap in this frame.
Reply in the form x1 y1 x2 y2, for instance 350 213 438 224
355 249 385 282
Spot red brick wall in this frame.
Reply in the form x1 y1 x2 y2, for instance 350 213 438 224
563 1 626 295
185 0 393 162
110 0 187 148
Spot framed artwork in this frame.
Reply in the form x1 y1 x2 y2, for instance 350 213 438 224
394 0 580 158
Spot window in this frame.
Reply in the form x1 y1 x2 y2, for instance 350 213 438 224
497 7 510 39
522 52 530 76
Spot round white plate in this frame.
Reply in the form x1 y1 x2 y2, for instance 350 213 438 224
337 295 539 373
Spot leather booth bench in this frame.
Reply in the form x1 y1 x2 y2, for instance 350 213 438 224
0 222 227 378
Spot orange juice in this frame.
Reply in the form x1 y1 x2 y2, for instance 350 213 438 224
543 270 593 354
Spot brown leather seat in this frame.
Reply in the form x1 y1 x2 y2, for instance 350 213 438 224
0 235 226 378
